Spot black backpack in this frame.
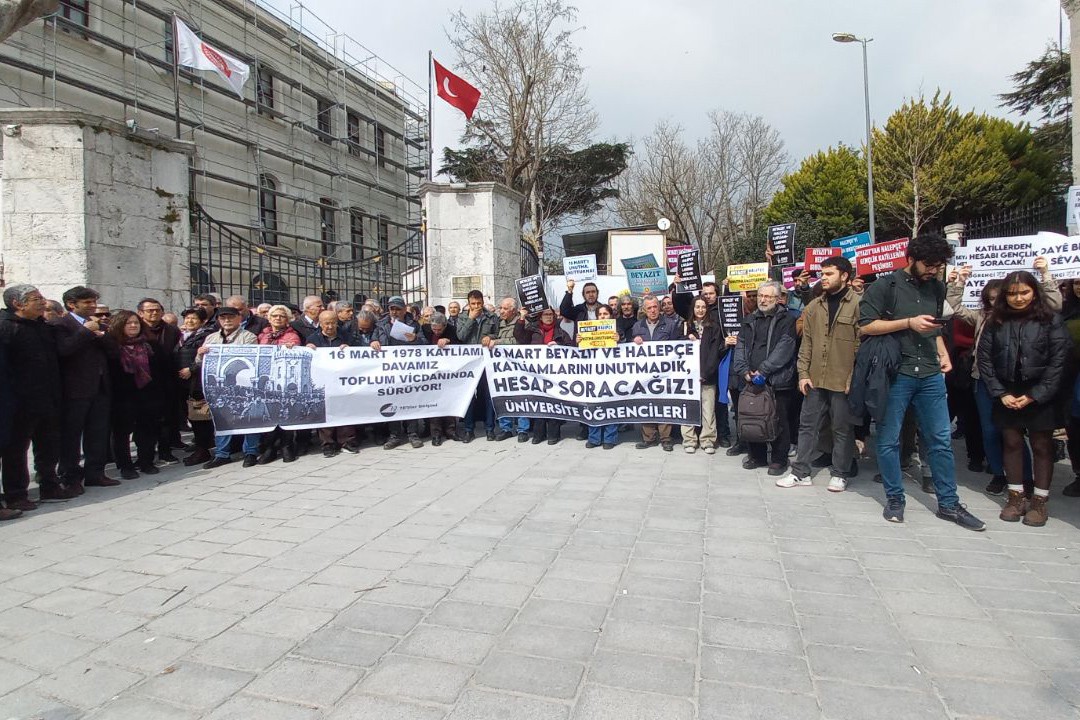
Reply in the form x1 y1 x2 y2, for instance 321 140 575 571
738 384 780 443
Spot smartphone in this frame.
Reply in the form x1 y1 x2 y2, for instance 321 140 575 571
929 317 947 326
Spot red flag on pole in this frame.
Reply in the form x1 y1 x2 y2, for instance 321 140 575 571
432 57 481 120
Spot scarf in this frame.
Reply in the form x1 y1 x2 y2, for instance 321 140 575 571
119 339 153 389
262 327 292 345
539 321 556 345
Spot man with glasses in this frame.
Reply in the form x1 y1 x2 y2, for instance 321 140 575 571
732 281 798 475
138 298 182 463
860 234 984 530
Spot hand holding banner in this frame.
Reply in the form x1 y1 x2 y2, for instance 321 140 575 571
726 263 769 292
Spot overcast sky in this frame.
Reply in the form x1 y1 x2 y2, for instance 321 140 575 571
292 0 1065 164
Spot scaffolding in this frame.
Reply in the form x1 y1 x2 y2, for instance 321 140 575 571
0 0 430 303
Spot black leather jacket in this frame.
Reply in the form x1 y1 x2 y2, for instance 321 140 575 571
976 314 1069 406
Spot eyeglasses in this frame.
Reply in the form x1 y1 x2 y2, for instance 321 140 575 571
92 312 110 318
758 294 780 301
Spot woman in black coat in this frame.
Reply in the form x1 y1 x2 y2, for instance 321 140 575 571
107 310 170 478
977 271 1069 527
681 297 723 454
175 308 214 466
522 306 574 444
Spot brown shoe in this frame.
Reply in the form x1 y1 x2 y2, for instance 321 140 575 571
6 498 37 511
0 508 23 521
1023 495 1048 527
39 485 79 501
84 475 121 487
999 490 1026 523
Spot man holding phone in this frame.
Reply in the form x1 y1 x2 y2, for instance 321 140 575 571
859 234 984 531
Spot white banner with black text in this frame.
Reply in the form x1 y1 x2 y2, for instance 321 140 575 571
485 342 701 426
202 345 486 433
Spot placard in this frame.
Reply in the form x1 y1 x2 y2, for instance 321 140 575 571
203 345 485 433
562 254 597 282
804 247 841 273
621 253 661 271
1068 186 1080 235
830 231 873 260
726 262 769 292
1032 231 1080 279
855 238 909 276
768 223 797 267
958 236 1037 307
676 250 702 293
576 319 619 348
666 244 694 273
516 275 550 315
781 266 800 290
486 342 700 426
719 295 743 337
627 266 668 297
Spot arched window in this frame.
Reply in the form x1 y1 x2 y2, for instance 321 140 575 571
349 209 365 260
189 264 215 296
250 272 289 305
258 175 278 246
320 198 337 256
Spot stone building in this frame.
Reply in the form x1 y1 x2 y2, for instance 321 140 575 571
0 0 428 306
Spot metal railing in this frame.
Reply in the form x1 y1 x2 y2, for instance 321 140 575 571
963 198 1067 241
521 238 539 277
189 201 423 306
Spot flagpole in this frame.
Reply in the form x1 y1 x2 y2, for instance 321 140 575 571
427 50 433 181
171 13 181 139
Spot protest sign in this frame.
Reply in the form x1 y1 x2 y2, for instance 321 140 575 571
562 254 597 282
781 265 800 290
1068 186 1080 234
516 274 550 315
767 223 797 267
576 319 619 348
959 236 1038 307
719 295 743 337
676 249 702 293
666 245 694 273
627 266 668 297
202 345 485 433
1032 231 1080 279
831 231 873 260
804 247 841 273
486 342 700 426
727 262 769 292
855 238 909 276
621 253 661 271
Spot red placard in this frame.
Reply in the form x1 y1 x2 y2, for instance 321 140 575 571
804 247 841 273
666 245 694 274
855 238 909 276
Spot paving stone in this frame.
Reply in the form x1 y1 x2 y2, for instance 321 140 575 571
245 657 362 707
499 623 598 662
203 694 322 720
88 694 198 719
427 600 517 634
698 680 822 720
32 660 142 709
145 605 242 641
533 576 617 605
588 650 694 696
570 683 694 720
397 624 496 665
326 692 448 720
703 616 805 656
880 589 987 619
393 563 470 587
448 689 568 720
55 608 147 643
611 596 698 629
448 578 532 607
703 591 797 626
798 614 910 653
187 630 294 671
700 645 814 694
237 603 335 640
814 679 948 719
90 630 195 673
518 598 609 631
476 651 583 699
806 644 930 690
0 631 97 672
137 661 254 709
620 573 700 602
597 619 697 658
359 654 473 704
910 639 1045 683
279 582 362 611
0 657 38 695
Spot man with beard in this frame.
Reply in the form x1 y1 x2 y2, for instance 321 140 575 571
860 234 984 531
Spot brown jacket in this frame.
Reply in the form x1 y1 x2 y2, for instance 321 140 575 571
797 289 861 392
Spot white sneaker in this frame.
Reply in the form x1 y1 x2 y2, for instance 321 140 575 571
684 445 697 454
827 476 848 493
776 473 812 488
702 445 716 455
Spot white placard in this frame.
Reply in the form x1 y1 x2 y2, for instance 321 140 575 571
562 254 598 282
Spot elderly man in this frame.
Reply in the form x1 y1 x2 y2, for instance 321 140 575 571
43 299 65 321
332 301 356 341
291 295 324 340
225 295 268 336
631 295 684 451
0 284 78 510
197 307 261 469
256 303 272 319
446 300 462 331
307 310 359 456
485 297 532 442
138 297 182 463
422 311 460 446
52 285 118 491
371 296 427 449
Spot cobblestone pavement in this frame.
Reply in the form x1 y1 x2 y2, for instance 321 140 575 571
1 433 1080 720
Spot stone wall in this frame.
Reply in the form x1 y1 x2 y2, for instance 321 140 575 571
0 109 194 311
421 182 524 308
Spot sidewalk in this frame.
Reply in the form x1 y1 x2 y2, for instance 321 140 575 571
0 434 1078 719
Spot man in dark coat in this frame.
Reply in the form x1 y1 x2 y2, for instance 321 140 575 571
0 338 18 520
138 297 182 463
0 284 79 510
52 285 118 490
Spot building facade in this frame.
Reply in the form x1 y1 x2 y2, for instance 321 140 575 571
0 0 428 305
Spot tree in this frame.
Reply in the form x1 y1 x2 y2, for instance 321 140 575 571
762 144 867 252
999 42 1071 190
615 111 788 274
443 0 612 253
0 0 57 44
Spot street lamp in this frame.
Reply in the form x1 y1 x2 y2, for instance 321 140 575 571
833 32 875 242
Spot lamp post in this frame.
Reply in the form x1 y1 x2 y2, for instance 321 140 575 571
833 32 875 243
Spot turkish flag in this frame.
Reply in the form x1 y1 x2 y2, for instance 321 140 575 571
433 58 481 120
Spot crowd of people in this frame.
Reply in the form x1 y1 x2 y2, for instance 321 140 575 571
1 233 1078 530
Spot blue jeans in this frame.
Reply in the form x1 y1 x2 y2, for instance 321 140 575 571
876 373 959 508
499 416 530 433
973 379 1031 479
588 424 618 445
214 432 259 459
